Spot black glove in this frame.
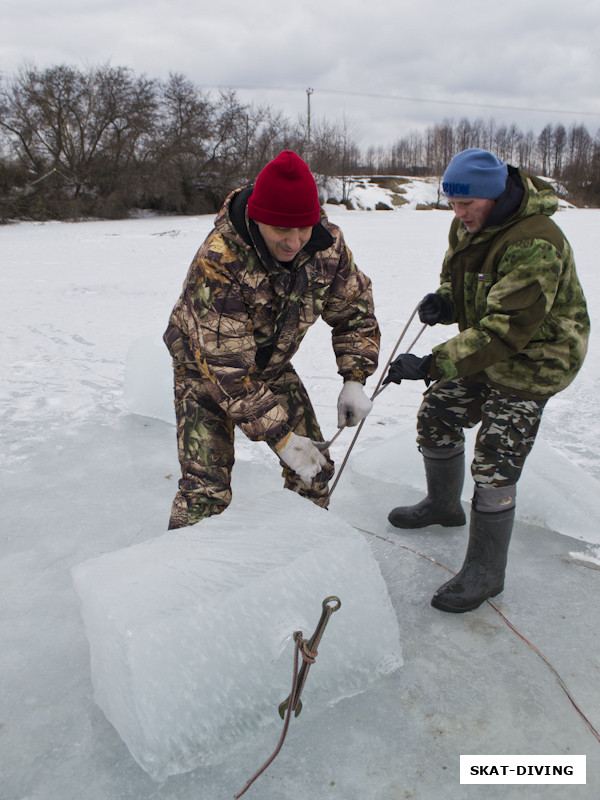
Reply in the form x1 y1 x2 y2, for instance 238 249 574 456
418 293 453 326
383 353 432 386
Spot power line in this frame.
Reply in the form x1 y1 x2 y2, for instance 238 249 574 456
316 87 600 118
214 83 600 119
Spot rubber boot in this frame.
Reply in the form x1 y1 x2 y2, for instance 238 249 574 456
388 450 467 529
431 504 515 613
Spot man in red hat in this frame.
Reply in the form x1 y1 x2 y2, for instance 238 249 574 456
164 150 380 529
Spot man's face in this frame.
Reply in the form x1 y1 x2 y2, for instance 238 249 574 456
256 223 313 262
448 197 496 234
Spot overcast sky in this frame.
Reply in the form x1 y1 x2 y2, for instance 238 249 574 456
3 0 600 150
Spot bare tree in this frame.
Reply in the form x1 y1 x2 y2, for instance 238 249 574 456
3 61 600 218
518 129 537 173
425 119 454 176
552 124 567 178
493 124 509 162
455 118 472 152
0 63 157 215
567 124 592 172
506 124 523 164
537 124 553 176
141 73 214 212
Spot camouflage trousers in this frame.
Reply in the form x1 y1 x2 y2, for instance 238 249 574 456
168 362 334 528
416 378 547 488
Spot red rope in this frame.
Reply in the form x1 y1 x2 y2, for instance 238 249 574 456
487 600 600 743
357 526 600 746
233 631 308 799
235 527 598 798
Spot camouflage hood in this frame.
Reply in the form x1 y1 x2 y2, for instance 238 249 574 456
453 168 559 246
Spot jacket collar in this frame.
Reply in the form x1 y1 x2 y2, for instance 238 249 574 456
228 185 334 265
482 167 525 229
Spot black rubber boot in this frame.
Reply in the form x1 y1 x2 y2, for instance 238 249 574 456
388 451 467 529
431 506 515 613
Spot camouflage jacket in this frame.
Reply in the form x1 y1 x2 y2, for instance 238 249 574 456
430 169 590 399
164 186 380 443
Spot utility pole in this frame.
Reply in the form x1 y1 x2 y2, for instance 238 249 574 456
306 87 314 166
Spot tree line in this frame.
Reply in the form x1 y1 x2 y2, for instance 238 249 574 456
364 118 600 207
1 63 599 221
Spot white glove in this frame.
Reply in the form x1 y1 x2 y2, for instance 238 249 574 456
274 432 327 485
337 381 373 427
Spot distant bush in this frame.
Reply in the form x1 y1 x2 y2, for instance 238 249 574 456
1 64 598 221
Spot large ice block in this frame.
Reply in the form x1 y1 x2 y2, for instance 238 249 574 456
72 491 402 781
123 335 175 424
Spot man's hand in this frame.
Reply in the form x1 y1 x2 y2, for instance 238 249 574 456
274 432 327 485
418 293 453 326
337 381 373 427
383 353 432 386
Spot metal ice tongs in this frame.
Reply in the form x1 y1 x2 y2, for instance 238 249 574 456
278 596 341 718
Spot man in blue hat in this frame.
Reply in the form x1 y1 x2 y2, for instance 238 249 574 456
383 148 590 613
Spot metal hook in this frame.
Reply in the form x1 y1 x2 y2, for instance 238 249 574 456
278 596 341 718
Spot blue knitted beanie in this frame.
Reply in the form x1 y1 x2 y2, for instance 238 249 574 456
442 148 508 199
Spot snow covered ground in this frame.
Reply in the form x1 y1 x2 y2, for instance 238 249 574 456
1 190 599 799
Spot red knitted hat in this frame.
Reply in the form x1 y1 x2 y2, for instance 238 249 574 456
247 150 321 227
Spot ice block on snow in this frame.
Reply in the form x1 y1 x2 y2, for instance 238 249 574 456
72 491 402 781
123 335 174 424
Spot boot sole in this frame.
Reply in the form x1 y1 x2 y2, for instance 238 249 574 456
430 585 503 613
388 514 466 530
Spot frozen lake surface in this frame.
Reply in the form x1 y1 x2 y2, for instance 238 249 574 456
1 205 599 798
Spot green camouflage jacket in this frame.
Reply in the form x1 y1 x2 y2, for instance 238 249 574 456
164 187 380 443
430 170 590 399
